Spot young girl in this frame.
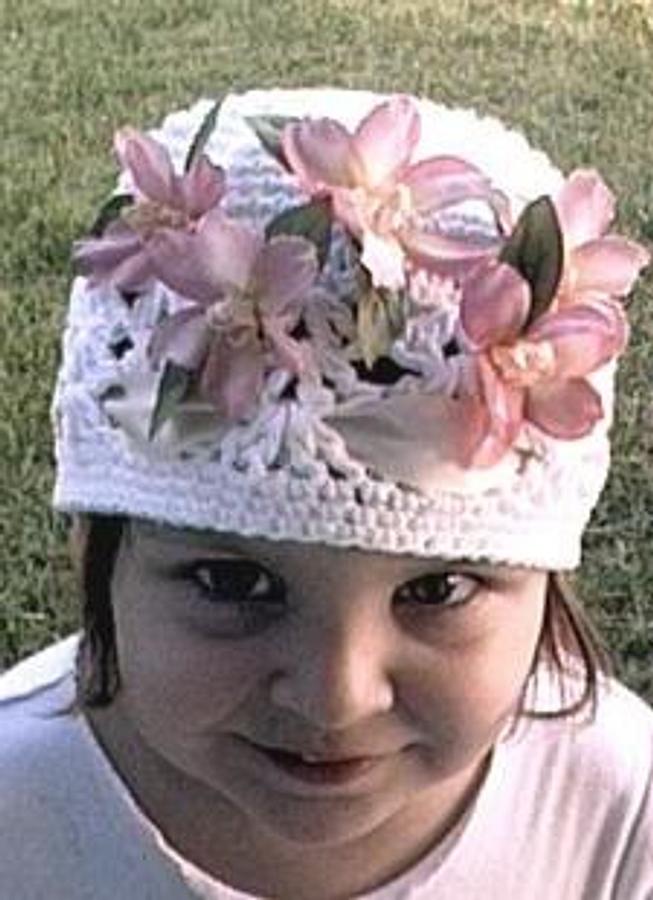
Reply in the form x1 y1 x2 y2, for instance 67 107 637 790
1 88 651 899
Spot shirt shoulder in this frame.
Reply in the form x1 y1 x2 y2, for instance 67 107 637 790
0 639 90 895
0 634 79 704
0 635 81 768
494 675 653 899
582 679 653 899
0 636 83 806
0 638 252 899
523 666 653 772
565 677 653 790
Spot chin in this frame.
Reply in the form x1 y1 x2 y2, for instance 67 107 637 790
239 789 407 847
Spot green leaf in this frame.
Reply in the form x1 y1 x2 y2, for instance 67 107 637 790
500 195 564 325
184 98 222 173
148 361 194 440
265 198 333 268
90 193 134 237
245 114 299 169
356 286 406 370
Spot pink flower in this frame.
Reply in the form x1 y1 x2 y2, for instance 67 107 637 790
73 128 226 291
554 169 650 306
281 96 500 289
147 211 319 420
459 260 628 466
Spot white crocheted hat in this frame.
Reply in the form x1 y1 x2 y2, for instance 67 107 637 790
52 88 649 569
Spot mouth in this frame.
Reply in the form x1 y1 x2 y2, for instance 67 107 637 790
263 747 383 784
240 739 392 786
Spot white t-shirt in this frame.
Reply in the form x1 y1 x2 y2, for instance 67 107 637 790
0 636 652 899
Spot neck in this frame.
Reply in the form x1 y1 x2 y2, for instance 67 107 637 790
85 701 490 899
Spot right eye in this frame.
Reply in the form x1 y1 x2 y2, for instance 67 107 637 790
191 560 281 603
174 559 286 635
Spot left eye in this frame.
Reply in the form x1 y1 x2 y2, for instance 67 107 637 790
392 572 480 608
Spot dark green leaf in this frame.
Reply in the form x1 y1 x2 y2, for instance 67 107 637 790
90 193 134 237
148 361 194 440
184 98 222 173
245 115 299 169
500 195 563 324
265 198 333 268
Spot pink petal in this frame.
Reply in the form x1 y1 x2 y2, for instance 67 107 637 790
114 128 176 206
253 236 318 318
456 397 497 469
445 397 502 469
198 211 262 291
460 261 531 348
403 156 493 212
354 96 420 189
282 118 364 191
528 300 627 378
177 157 226 219
331 187 365 236
466 355 524 467
555 169 615 249
73 224 143 278
571 235 650 298
74 221 155 291
111 248 156 293
148 306 210 370
200 332 263 421
264 318 307 374
401 228 499 277
526 378 603 438
148 211 261 303
147 230 219 303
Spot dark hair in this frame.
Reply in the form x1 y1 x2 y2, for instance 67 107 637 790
72 514 124 707
70 513 613 721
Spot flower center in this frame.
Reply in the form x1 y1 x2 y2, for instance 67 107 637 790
357 183 414 236
206 292 261 339
124 201 189 238
489 339 556 388
205 298 234 330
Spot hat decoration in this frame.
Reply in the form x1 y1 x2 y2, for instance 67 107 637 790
72 94 648 491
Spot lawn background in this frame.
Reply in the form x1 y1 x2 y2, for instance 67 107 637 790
1 0 652 701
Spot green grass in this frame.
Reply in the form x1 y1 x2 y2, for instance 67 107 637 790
1 0 652 701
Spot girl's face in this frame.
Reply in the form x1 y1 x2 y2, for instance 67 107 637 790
106 519 547 849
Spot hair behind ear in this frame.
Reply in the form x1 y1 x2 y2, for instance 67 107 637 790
519 572 613 725
74 514 125 707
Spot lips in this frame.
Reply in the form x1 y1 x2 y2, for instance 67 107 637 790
259 745 384 785
238 737 391 786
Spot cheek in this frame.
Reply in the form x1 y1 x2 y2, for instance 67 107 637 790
403 599 545 761
113 593 265 739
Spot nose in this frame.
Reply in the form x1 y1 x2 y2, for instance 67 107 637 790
269 615 395 731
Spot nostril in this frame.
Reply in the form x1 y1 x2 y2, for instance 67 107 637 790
268 666 394 730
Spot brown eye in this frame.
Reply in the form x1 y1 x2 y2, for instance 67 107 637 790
393 572 480 609
190 560 285 606
168 559 287 637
